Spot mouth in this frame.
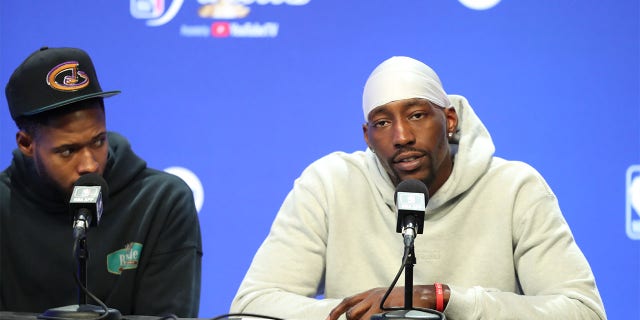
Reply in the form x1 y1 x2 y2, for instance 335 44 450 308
393 152 425 172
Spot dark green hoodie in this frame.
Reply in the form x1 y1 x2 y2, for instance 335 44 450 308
0 132 202 317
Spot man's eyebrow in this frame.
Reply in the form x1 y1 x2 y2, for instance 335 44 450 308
51 132 107 151
51 142 80 153
369 107 387 117
92 132 108 141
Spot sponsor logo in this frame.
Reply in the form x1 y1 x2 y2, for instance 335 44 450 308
70 186 100 202
211 21 231 37
107 242 143 274
131 0 184 26
458 0 501 10
46 61 90 92
181 21 278 38
130 0 165 19
397 192 425 211
131 0 309 38
198 0 251 20
627 165 640 240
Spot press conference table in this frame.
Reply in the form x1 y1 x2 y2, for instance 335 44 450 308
0 312 209 320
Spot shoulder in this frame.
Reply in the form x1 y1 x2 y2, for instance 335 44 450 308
126 169 199 225
483 158 559 219
489 158 553 193
140 168 193 194
306 150 368 172
288 150 382 203
0 169 9 203
300 150 369 181
108 166 195 210
0 168 9 188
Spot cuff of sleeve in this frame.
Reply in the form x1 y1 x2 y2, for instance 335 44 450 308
442 285 480 319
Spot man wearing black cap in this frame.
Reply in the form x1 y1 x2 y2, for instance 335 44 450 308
0 47 202 317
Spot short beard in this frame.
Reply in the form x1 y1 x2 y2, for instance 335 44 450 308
382 149 436 188
33 150 71 201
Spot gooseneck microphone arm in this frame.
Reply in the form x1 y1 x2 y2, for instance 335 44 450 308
73 208 93 241
74 233 89 305
402 214 418 310
404 241 416 310
73 207 93 305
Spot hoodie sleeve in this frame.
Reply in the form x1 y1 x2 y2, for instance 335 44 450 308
230 157 348 320
132 173 203 318
443 163 606 320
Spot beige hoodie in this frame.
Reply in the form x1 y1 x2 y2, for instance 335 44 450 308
231 95 606 320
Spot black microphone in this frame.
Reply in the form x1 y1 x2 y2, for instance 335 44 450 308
371 179 444 320
394 179 428 247
69 173 108 240
38 173 122 320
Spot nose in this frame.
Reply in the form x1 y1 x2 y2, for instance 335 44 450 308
77 148 99 174
393 119 415 147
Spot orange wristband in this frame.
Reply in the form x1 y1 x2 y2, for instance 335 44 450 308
434 282 444 312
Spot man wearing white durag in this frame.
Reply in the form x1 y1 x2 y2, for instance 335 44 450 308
231 56 607 320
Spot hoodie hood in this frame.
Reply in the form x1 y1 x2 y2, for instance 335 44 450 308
102 131 147 195
367 94 495 212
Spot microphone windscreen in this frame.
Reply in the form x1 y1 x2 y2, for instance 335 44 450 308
74 173 109 203
394 179 429 234
394 179 429 203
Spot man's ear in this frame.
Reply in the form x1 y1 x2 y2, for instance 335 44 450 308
16 131 34 157
445 107 458 135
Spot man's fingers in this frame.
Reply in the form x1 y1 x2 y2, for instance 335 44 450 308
328 302 348 320
328 295 361 320
327 288 385 320
344 302 369 320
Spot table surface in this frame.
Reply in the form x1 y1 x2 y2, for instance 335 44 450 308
0 311 212 320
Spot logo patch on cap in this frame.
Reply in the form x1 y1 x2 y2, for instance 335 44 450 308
46 61 90 92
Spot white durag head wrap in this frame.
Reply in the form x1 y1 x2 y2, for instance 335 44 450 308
362 56 451 122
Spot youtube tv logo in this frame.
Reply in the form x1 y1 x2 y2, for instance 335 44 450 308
180 21 279 38
211 22 230 37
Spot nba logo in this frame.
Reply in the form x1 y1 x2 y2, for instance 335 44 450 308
130 0 165 19
626 165 640 240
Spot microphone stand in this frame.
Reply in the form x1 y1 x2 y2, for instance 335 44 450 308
403 245 416 311
371 236 445 320
38 234 122 320
78 237 88 305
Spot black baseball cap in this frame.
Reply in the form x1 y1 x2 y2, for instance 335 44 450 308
5 46 120 120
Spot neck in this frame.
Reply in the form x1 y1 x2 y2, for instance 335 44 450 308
427 154 454 197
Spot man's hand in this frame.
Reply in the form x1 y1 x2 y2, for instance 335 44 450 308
326 287 391 320
325 285 448 320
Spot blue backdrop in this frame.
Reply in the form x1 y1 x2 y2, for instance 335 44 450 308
1 0 638 318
